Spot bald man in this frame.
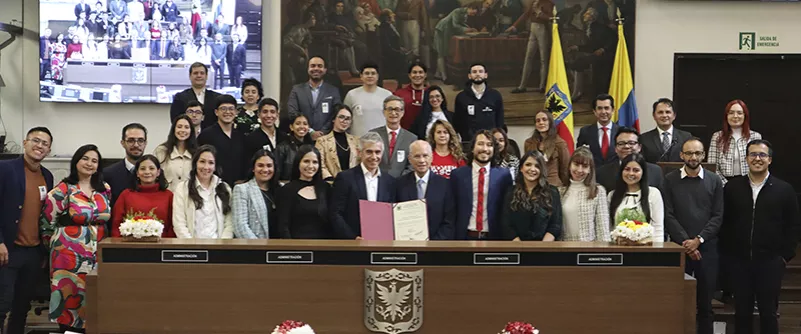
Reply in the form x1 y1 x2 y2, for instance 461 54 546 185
396 140 455 240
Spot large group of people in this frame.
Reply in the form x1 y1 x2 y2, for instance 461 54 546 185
1 55 799 334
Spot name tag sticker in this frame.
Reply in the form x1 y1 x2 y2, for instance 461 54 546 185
38 186 47 201
322 102 329 113
397 150 405 162
467 105 475 115
354 105 363 116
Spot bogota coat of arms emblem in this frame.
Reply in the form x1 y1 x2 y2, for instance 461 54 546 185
364 269 423 333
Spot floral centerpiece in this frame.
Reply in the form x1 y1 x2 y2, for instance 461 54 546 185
611 208 653 246
271 320 315 334
498 321 539 334
119 208 164 242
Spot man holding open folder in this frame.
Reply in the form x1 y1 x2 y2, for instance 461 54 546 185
396 140 455 240
331 132 397 239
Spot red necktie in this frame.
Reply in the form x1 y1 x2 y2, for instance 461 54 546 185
476 168 486 232
601 127 609 159
389 131 397 156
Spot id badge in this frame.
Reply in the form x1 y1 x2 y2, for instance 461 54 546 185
322 102 329 114
39 186 47 201
397 150 405 162
354 105 363 116
467 105 475 116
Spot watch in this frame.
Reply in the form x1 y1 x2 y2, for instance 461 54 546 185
697 235 705 244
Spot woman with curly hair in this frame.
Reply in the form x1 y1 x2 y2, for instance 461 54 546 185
427 120 465 179
501 150 562 241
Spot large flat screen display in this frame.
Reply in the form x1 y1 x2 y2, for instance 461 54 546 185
39 0 262 103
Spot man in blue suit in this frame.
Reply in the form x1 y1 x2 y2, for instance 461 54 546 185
451 130 513 240
331 132 397 239
396 140 455 240
0 127 55 334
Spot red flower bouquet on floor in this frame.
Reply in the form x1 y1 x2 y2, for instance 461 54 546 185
499 321 540 334
271 320 315 334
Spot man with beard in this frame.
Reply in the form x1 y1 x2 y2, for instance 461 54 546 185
0 127 54 334
595 126 663 193
394 61 428 130
105 123 148 212
287 56 342 140
720 139 800 334
453 63 505 142
663 138 723 334
451 130 513 240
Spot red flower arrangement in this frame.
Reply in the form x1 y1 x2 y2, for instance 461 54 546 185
271 320 315 334
499 321 539 334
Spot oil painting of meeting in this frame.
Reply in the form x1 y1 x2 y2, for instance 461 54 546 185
279 0 635 125
38 0 263 103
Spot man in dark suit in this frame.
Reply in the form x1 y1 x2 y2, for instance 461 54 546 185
640 98 693 164
195 12 213 37
227 33 246 88
331 132 397 239
451 130 513 240
720 139 801 334
104 123 148 213
576 93 619 167
169 62 222 129
74 0 90 20
396 140 455 240
0 127 54 334
596 126 663 192
287 56 342 140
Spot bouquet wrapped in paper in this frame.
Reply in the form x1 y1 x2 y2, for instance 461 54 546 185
498 321 540 334
271 320 315 334
611 208 653 246
119 208 164 242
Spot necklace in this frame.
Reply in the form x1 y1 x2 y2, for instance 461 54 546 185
335 139 350 151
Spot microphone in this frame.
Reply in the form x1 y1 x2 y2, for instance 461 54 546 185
658 138 678 162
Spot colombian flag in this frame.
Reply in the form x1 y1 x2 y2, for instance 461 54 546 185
544 12 574 154
609 20 638 131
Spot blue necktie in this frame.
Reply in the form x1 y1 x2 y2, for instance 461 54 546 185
417 179 425 199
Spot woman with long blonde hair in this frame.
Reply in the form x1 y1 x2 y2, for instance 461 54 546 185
559 147 610 241
427 120 466 179
524 110 570 186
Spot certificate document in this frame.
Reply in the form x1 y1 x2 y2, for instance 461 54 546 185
393 200 429 241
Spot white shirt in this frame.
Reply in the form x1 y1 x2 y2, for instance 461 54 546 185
426 111 449 136
468 162 491 232
471 84 486 100
194 178 221 238
193 88 205 104
415 170 430 197
361 163 381 202
344 86 393 137
749 172 770 206
609 187 665 242
386 126 399 142
657 126 673 147
597 122 612 147
680 165 705 179
124 158 136 172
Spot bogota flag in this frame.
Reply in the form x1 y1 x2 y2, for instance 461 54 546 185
609 14 639 131
544 9 574 154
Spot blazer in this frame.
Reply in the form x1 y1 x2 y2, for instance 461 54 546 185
501 186 563 241
315 131 360 180
169 88 222 129
0 158 54 250
287 81 342 133
576 122 620 167
596 159 664 193
396 172 455 240
171 175 234 238
370 126 416 178
450 165 513 240
721 174 801 261
640 127 693 164
330 166 396 239
103 160 134 210
558 183 611 242
231 179 271 239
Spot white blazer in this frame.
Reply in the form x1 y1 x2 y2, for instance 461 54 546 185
172 175 234 238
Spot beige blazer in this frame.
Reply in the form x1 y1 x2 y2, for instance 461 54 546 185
153 144 193 191
172 175 234 239
315 131 360 179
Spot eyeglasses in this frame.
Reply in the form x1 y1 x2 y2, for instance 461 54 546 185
28 137 51 148
337 115 352 121
125 138 147 145
384 107 403 114
682 151 705 157
217 106 236 112
748 152 770 159
615 141 639 147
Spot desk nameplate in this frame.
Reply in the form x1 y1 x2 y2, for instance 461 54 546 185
103 248 680 267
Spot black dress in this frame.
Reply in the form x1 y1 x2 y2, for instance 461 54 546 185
277 180 332 239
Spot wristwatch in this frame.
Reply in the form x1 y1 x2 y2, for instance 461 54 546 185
697 235 705 244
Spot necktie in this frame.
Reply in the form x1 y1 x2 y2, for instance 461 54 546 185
389 131 397 156
417 178 425 199
476 168 486 232
601 127 609 159
662 132 670 152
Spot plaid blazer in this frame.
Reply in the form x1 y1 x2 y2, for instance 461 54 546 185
708 130 761 184
558 184 611 242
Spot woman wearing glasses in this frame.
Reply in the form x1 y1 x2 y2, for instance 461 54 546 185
316 104 360 182
708 99 762 185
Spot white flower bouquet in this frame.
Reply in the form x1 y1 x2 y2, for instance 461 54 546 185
119 208 164 242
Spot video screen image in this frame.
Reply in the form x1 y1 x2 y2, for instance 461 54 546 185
39 0 262 103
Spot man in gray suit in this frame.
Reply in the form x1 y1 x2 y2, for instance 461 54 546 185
287 56 342 140
370 95 415 178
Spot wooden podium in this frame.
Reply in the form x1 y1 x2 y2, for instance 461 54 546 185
87 239 692 334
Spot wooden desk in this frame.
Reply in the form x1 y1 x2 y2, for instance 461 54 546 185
90 239 688 334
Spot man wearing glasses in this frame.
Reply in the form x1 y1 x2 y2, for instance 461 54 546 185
0 127 54 334
198 95 246 186
185 100 205 137
720 139 800 334
663 138 724 334
105 123 148 210
369 95 416 178
595 126 663 193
